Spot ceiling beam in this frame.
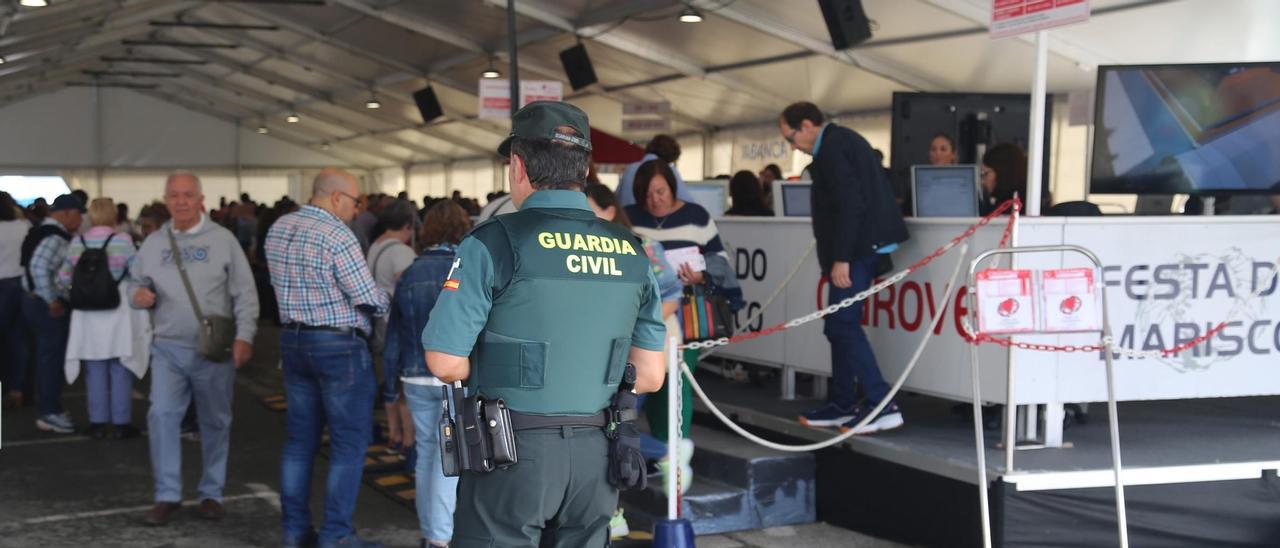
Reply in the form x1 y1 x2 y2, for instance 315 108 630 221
491 0 794 109
158 64 445 162
690 0 948 91
919 0 1175 69
327 0 487 54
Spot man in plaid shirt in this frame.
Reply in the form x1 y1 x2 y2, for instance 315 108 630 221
21 194 84 434
265 167 389 548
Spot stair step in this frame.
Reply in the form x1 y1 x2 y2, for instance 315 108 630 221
687 424 816 528
620 477 753 536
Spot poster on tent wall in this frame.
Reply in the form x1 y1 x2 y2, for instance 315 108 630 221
730 126 793 176
990 0 1090 40
477 80 565 119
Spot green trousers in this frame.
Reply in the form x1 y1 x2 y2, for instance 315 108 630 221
643 348 699 441
451 426 617 548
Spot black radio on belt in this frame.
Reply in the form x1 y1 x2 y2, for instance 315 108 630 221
440 382 517 476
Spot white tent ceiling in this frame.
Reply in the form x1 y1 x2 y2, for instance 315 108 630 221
0 0 1276 168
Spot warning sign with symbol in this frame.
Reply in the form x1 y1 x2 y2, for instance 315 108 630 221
1040 267 1101 333
975 269 1037 334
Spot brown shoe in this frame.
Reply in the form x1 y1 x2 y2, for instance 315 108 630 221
143 502 182 526
199 498 225 520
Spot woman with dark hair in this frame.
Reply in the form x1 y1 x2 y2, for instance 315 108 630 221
624 159 743 494
0 191 31 408
725 170 774 216
981 143 1029 215
929 133 958 166
382 199 472 548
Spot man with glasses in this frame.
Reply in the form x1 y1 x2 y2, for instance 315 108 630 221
777 101 909 435
265 167 390 548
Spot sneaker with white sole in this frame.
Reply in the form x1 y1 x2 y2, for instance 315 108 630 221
609 508 630 539
36 412 76 434
839 402 904 435
798 402 858 428
658 438 695 496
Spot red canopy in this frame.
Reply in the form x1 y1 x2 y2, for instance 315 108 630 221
590 126 645 165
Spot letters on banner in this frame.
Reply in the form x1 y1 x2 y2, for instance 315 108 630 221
975 267 1102 335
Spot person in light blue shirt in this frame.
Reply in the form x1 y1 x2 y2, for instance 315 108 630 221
615 134 695 207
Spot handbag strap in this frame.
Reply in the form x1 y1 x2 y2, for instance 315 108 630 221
166 227 206 323
368 239 395 282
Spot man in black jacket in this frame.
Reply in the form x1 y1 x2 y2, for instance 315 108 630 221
779 102 909 434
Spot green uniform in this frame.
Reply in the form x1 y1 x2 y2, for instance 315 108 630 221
423 189 665 547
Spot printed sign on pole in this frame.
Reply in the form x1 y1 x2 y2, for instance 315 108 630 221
520 80 563 107
622 117 672 133
478 79 511 119
1040 267 1101 333
991 0 1091 40
478 80 565 119
975 269 1037 334
623 101 671 116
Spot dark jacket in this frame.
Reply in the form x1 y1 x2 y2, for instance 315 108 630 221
382 246 457 402
809 124 909 273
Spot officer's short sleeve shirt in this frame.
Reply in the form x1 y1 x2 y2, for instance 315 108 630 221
632 268 666 352
421 235 495 357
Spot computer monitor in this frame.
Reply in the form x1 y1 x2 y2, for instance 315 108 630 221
684 181 728 219
771 180 812 217
912 165 981 217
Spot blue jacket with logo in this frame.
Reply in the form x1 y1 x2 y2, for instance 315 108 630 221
382 245 457 402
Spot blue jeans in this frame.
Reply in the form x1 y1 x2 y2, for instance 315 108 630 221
634 393 668 461
279 330 375 544
403 382 459 544
21 294 68 416
824 255 890 410
84 358 133 424
147 341 236 502
0 277 30 396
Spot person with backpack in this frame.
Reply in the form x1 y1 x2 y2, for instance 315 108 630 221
57 198 147 440
21 193 84 434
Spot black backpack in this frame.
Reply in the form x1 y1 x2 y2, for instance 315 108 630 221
69 234 126 311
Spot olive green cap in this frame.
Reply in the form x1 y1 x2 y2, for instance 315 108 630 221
497 100 592 157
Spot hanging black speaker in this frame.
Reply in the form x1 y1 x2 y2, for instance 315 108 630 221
818 0 872 50
413 85 443 123
559 43 598 91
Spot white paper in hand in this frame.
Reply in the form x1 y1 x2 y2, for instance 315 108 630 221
663 246 706 273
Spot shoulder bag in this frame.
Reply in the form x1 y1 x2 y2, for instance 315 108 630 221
167 229 237 362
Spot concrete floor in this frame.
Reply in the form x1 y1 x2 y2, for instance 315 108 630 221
0 324 907 547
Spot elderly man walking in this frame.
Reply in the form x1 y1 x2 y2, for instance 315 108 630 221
131 172 259 525
265 168 389 548
21 194 84 433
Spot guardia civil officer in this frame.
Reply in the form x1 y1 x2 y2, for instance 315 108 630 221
422 101 667 547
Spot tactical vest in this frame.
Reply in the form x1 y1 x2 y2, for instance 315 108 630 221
468 206 654 416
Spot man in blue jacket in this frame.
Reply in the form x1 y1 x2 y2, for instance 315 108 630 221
778 101 909 434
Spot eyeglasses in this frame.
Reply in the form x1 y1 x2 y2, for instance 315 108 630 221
336 191 359 204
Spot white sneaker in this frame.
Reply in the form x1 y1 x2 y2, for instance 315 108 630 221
609 508 630 539
36 412 75 434
659 438 695 496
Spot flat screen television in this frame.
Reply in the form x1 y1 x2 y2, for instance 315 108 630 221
771 181 812 217
685 181 728 219
1090 62 1280 194
912 165 981 217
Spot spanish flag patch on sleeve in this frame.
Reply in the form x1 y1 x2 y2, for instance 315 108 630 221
443 279 461 291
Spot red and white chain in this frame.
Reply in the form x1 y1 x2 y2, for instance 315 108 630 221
679 198 1023 351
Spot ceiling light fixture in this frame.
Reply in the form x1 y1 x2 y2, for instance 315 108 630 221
481 59 501 79
678 6 703 23
319 142 331 151
19 0 49 8
0 56 6 65
257 125 269 134
365 94 381 109
285 112 300 123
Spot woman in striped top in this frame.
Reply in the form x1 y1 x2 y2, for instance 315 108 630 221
57 198 144 440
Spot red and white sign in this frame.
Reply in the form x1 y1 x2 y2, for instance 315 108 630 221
1040 267 1101 333
477 79 565 119
976 269 1037 334
991 0 1090 40
622 117 672 133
